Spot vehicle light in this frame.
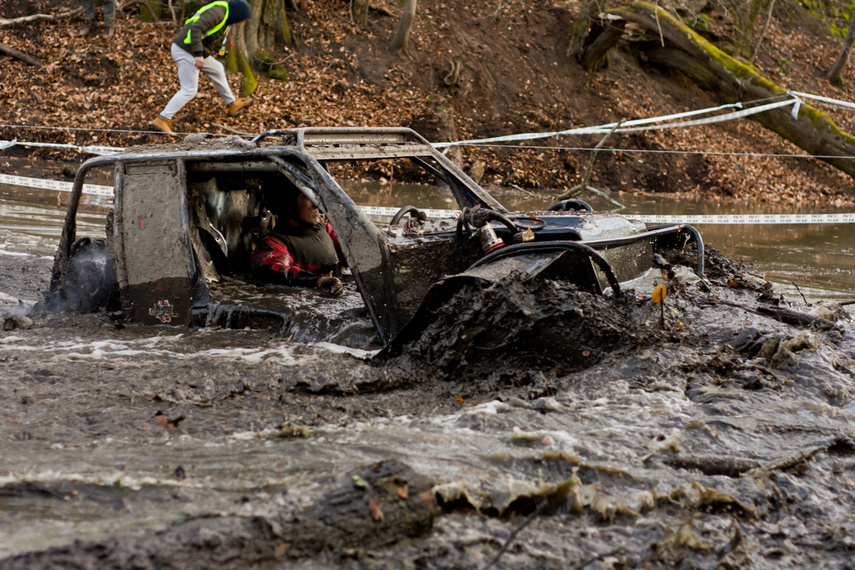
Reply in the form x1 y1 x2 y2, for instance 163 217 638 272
478 225 505 254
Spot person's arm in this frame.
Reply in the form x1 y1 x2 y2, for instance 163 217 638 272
250 236 320 288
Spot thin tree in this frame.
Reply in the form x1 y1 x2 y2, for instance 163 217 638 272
749 0 777 62
827 12 855 84
726 0 769 57
390 0 417 54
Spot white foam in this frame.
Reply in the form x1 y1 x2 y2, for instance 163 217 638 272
313 341 378 359
0 248 31 257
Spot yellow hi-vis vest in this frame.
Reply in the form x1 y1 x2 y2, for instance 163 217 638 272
183 1 230 45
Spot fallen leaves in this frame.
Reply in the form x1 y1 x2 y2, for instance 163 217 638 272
368 497 384 521
154 410 184 428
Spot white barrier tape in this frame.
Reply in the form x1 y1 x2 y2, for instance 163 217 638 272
360 205 458 219
0 139 124 156
0 173 114 197
434 102 745 147
3 174 855 224
4 91 851 154
361 206 855 224
434 99 798 148
598 99 799 134
0 98 797 154
789 91 855 111
3 91 853 156
632 213 855 224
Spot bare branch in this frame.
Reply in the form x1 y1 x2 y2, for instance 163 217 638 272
0 42 42 67
0 7 82 26
749 0 777 62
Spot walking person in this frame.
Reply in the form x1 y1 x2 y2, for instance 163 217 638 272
78 0 118 38
152 0 254 135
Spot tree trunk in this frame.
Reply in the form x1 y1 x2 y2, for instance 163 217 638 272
827 13 855 84
567 0 603 58
390 0 417 55
226 0 292 95
726 0 769 57
140 0 163 22
244 0 264 61
578 17 625 72
227 21 258 95
580 1 855 183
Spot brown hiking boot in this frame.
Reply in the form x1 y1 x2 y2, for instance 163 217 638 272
102 25 114 39
79 21 95 36
226 98 253 117
151 116 176 135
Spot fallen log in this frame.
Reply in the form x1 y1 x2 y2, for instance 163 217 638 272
0 43 42 67
705 297 837 330
578 1 855 185
0 7 81 26
1 459 438 567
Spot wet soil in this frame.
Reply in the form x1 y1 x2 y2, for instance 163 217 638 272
2 236 855 568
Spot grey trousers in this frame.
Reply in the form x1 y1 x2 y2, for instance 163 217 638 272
160 43 236 120
79 0 117 26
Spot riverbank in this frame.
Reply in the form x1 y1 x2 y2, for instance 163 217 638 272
2 0 855 207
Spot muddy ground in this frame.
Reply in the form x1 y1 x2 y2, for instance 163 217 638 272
2 234 855 568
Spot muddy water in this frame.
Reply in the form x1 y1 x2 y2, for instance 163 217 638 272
2 182 855 568
344 182 855 301
3 175 853 300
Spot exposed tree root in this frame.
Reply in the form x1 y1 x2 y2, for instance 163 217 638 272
578 1 855 186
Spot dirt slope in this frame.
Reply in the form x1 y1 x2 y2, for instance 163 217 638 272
1 0 855 205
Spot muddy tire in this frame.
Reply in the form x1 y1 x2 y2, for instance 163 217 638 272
46 238 118 313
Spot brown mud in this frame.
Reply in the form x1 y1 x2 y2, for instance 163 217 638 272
2 237 855 568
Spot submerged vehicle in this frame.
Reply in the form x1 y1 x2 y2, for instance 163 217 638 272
46 127 703 349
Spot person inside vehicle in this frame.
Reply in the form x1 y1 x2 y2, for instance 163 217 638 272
250 187 345 296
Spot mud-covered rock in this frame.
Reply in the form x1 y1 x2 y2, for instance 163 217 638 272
1 460 436 569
